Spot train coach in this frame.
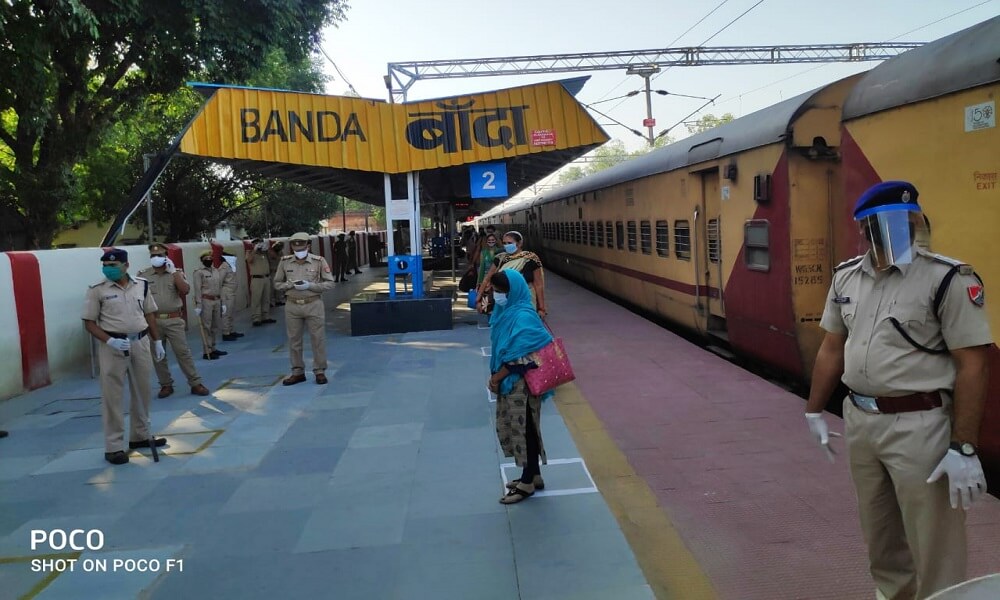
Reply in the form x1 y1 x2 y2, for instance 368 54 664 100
481 16 1000 475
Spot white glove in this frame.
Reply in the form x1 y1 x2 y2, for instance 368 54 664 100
195 306 202 316
293 281 310 291
805 412 841 463
106 337 131 353
164 258 176 274
221 304 228 315
927 449 987 510
154 339 166 361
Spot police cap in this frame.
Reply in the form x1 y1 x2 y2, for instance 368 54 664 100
101 248 128 263
853 181 921 219
200 249 212 258
148 243 168 254
289 232 310 242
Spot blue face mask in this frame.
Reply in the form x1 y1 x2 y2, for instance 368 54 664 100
493 291 508 306
503 243 517 254
102 265 124 282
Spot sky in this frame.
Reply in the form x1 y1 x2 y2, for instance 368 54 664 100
318 0 999 188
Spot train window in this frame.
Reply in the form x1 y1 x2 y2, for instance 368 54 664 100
640 221 651 255
627 221 637 252
625 187 634 207
606 222 614 248
577 222 584 244
674 220 691 260
744 220 770 271
707 218 721 264
589 221 597 246
655 220 669 257
615 222 624 250
596 221 604 246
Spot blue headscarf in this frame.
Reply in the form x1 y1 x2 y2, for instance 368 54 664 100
489 270 553 397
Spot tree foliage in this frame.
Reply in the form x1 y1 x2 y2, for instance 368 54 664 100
555 133 674 185
686 112 735 134
0 0 347 249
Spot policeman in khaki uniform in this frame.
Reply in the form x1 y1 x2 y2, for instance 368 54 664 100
137 243 211 398
192 250 227 360
268 241 286 306
82 248 168 465
219 252 243 341
273 232 335 385
806 182 992 600
246 238 276 326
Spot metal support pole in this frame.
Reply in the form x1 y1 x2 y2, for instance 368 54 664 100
449 203 456 282
342 198 347 232
143 153 154 241
643 74 654 147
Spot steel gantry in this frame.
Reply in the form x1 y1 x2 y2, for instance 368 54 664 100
385 42 923 102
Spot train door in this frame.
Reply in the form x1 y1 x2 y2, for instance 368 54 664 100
699 169 726 335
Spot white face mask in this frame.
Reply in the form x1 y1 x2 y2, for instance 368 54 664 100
493 292 508 306
294 249 308 259
150 256 167 268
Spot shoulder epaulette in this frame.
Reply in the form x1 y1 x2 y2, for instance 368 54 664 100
88 280 105 288
834 255 865 272
134 276 149 283
279 255 293 261
926 252 973 275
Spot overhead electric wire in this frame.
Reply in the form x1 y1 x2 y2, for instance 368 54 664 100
885 0 995 41
582 102 646 139
319 46 359 96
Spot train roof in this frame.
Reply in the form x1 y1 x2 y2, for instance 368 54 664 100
843 16 1000 120
529 79 847 207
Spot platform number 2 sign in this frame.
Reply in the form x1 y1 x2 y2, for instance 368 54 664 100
470 162 508 199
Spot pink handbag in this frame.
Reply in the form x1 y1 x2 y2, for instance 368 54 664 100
524 337 575 395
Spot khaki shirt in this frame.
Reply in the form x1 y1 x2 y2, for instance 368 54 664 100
273 253 335 299
82 276 158 334
247 251 270 276
820 249 992 396
136 268 185 313
220 260 236 297
193 266 225 303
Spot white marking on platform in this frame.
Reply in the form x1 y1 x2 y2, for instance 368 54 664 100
499 457 598 497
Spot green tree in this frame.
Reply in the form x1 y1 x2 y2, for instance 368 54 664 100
232 181 341 238
686 112 735 135
557 165 586 185
0 0 347 249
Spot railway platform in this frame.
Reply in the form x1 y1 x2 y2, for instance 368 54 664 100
1 267 998 599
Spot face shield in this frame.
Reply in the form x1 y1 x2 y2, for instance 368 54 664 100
856 204 924 268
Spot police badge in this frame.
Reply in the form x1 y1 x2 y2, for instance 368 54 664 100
967 284 985 307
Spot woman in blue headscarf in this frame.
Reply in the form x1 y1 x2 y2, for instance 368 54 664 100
488 269 553 504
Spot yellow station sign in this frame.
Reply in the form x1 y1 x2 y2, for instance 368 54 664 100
179 80 609 173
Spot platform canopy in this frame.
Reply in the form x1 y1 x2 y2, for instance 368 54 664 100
180 77 608 205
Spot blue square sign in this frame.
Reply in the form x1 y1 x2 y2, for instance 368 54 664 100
470 162 508 199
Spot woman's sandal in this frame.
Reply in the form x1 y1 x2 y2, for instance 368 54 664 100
505 475 544 490
500 483 534 504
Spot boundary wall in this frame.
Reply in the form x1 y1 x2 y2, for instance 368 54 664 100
0 234 374 402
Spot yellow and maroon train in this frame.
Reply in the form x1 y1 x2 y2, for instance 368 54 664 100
481 17 1000 473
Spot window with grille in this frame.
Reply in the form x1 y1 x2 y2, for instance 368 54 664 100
640 220 652 255
655 220 669 257
606 222 614 248
707 218 721 264
575 221 582 244
674 220 691 260
615 222 624 250
627 221 637 252
745 220 770 271
596 220 604 246
589 221 597 246
625 186 634 207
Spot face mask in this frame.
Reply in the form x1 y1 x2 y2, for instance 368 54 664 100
503 243 517 254
102 265 124 281
294 249 308 259
487 241 496 247
493 291 508 306
201 259 212 267
150 256 167 268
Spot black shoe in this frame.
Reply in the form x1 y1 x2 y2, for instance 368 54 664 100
104 451 129 465
222 333 239 341
0 430 8 439
353 270 363 274
203 353 218 360
233 332 244 338
275 302 285 306
129 437 166 449
262 318 277 324
210 350 227 358
252 321 262 327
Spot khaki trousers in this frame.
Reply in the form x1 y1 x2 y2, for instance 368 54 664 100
98 336 153 452
153 317 202 388
221 292 235 334
843 397 966 600
285 298 326 374
250 277 271 322
199 299 220 354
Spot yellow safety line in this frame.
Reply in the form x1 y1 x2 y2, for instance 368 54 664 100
124 429 225 459
553 383 717 600
0 550 81 600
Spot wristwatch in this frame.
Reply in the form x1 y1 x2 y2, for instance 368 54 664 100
950 441 977 457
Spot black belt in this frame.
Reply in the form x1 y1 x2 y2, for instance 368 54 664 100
252 274 268 278
105 328 149 341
